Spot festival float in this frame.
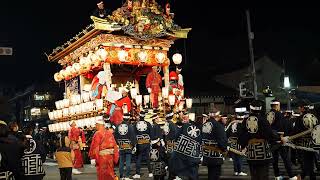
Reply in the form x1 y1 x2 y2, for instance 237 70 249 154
46 0 192 132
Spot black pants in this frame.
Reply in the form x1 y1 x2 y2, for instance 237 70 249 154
59 167 72 180
301 151 316 180
249 164 269 180
272 146 294 177
207 165 221 180
154 175 165 180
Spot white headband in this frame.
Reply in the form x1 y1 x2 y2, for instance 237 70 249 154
270 101 280 105
250 105 262 111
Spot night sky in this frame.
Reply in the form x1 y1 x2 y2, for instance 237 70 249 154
1 1 320 90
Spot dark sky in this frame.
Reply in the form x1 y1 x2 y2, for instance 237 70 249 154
1 1 320 90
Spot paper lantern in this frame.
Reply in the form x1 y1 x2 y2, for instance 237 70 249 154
186 98 193 109
118 50 128 62
168 95 175 105
189 113 195 121
75 94 81 104
144 95 150 105
72 63 81 73
80 103 87 113
57 110 63 119
74 105 81 114
69 106 75 115
66 66 73 76
48 112 54 120
172 53 182 65
96 48 108 61
135 95 142 105
82 92 90 102
96 99 104 111
54 73 62 82
138 51 148 62
55 101 61 110
162 87 169 98
62 108 69 117
156 52 165 64
63 99 70 108
130 88 137 99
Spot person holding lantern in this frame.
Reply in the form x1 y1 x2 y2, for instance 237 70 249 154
68 121 86 175
146 66 162 108
89 118 119 180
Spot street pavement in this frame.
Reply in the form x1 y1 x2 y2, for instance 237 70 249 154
43 158 310 180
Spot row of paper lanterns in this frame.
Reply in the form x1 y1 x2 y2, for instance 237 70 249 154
48 116 103 132
54 48 180 82
49 99 104 120
54 47 183 82
55 92 94 110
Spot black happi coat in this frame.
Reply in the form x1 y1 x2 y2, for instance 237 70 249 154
239 113 280 165
267 109 287 135
170 121 202 179
226 121 242 151
22 136 46 179
150 144 167 176
292 111 319 148
151 123 162 141
0 137 24 180
115 121 136 154
163 120 177 154
202 119 228 166
134 120 153 150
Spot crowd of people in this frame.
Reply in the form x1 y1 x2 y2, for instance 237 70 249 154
0 98 319 180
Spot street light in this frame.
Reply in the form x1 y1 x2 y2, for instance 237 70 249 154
283 75 291 110
284 76 290 89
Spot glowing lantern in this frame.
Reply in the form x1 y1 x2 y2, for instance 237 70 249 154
62 108 69 117
136 95 142 105
54 73 62 82
172 53 182 65
72 63 81 73
144 95 150 105
96 48 108 61
48 112 54 120
57 110 63 119
189 113 195 121
138 51 148 62
74 105 81 114
186 98 193 109
156 52 165 64
96 99 104 111
118 49 128 62
82 92 90 102
63 99 70 108
130 88 137 99
162 87 169 98
69 106 75 115
55 101 61 109
168 95 175 106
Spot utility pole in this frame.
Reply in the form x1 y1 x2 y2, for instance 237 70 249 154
246 10 258 100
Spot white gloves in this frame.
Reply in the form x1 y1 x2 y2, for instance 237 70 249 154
148 88 151 93
90 159 96 166
227 146 230 151
160 139 165 147
165 166 168 170
132 147 137 154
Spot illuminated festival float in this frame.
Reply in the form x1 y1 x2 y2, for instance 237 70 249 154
46 0 191 132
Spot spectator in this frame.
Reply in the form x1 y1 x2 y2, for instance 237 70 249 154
56 135 74 180
0 120 24 179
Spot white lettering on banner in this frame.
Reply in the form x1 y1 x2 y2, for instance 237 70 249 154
22 154 44 175
174 134 201 158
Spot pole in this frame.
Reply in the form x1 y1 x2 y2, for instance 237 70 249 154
246 10 258 100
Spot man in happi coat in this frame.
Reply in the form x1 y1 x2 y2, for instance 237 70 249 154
68 121 86 174
146 66 162 108
89 118 119 180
